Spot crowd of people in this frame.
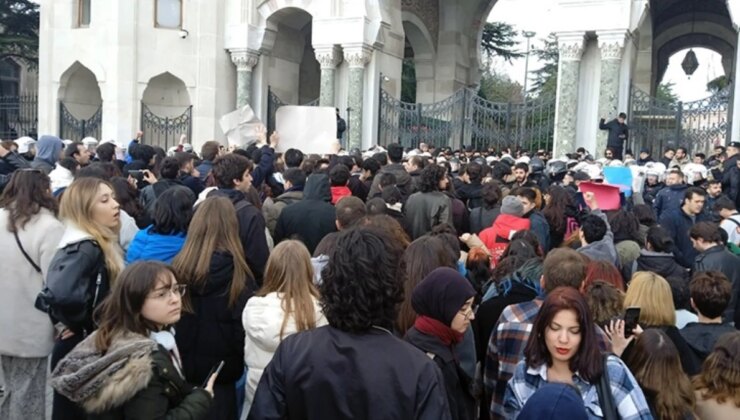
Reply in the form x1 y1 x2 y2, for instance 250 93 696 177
0 131 739 420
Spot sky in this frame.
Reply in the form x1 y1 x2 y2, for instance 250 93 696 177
487 0 724 102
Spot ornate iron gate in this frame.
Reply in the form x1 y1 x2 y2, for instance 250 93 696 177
629 86 729 156
59 102 102 142
0 94 37 139
266 86 319 134
378 88 556 151
140 103 192 151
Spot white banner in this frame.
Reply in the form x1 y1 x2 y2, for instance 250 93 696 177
219 105 264 148
275 106 337 154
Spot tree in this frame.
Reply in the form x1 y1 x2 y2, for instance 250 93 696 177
480 22 524 63
706 75 728 95
656 82 678 104
478 69 523 103
0 0 39 67
528 33 558 99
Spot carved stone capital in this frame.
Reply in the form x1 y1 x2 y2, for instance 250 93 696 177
343 45 373 68
230 49 260 71
315 46 342 69
597 31 628 61
556 32 586 61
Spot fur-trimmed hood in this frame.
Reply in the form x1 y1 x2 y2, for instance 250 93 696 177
50 331 158 414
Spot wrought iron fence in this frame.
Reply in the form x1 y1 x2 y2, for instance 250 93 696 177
629 86 729 156
59 102 102 142
266 86 319 134
0 94 37 140
140 103 193 151
378 88 556 151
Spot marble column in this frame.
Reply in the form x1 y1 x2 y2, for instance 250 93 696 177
229 49 260 108
597 31 627 157
315 46 342 107
343 45 372 151
553 34 585 158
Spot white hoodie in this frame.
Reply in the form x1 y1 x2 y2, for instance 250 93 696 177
241 292 327 415
49 164 74 193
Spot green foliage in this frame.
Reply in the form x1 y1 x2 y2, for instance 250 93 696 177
0 0 39 67
480 22 524 63
706 75 728 95
478 69 523 103
656 82 678 104
529 33 558 99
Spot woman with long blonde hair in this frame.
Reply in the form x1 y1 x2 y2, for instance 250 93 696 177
172 196 256 420
242 240 327 415
621 271 701 375
38 177 124 420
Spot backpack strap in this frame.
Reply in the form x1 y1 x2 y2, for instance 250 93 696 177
13 230 41 274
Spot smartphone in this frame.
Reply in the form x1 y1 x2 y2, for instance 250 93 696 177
128 169 144 180
201 360 225 388
623 307 641 338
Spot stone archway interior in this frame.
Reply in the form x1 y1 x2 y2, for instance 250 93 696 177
265 7 319 105
142 72 191 118
59 62 102 119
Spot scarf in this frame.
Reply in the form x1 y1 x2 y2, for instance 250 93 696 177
414 315 463 346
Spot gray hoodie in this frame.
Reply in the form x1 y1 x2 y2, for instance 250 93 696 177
31 135 63 174
577 209 619 265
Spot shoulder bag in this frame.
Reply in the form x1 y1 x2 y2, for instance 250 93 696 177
596 353 619 420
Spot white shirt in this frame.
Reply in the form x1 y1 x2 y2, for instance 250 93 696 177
720 213 740 245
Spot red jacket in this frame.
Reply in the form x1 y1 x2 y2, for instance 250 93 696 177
330 186 352 205
479 214 531 266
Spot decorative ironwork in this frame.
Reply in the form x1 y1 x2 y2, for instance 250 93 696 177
629 86 729 156
378 88 555 151
59 102 102 142
267 86 319 133
140 103 192 151
681 49 699 76
0 94 37 139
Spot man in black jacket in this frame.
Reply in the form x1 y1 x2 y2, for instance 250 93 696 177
659 187 708 268
690 222 740 326
721 141 740 205
599 112 628 160
210 153 269 284
249 228 451 420
0 143 31 191
368 143 413 199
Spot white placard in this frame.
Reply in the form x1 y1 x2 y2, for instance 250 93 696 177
275 106 336 154
219 105 264 148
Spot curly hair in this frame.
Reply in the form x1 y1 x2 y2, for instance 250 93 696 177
419 164 446 193
693 331 740 408
320 227 405 333
584 280 624 328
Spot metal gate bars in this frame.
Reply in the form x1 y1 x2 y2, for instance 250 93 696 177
59 102 102 142
0 94 37 140
140 103 193 151
378 88 556 152
266 86 319 134
629 86 729 156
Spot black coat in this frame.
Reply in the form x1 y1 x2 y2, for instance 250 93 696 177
599 118 628 149
456 181 483 209
176 252 253 387
248 325 452 420
653 183 688 219
0 151 31 191
721 155 740 202
680 322 737 363
208 189 269 284
658 208 707 268
694 245 740 325
41 239 108 335
469 206 500 235
275 174 337 254
405 327 475 420
632 250 689 283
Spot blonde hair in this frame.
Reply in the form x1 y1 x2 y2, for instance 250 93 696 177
624 271 676 326
257 240 319 339
172 196 253 310
59 178 124 284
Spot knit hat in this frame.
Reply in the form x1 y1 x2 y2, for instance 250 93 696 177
518 383 588 420
411 267 476 326
500 195 524 217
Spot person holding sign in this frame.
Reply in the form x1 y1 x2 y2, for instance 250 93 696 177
599 112 628 160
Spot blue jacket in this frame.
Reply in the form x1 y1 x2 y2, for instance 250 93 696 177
526 210 550 252
653 183 688 219
659 208 707 269
126 226 187 265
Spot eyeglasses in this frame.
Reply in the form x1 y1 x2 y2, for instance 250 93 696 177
459 304 477 321
149 284 187 300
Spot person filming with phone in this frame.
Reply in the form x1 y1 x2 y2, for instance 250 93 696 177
49 262 219 419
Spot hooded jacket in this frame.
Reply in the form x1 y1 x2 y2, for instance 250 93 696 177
653 183 688 219
49 164 75 193
631 250 689 282
578 209 619 265
175 252 254 388
694 245 740 325
31 135 63 174
125 226 186 265
680 322 736 362
479 214 531 254
262 189 303 236
241 292 327 413
50 331 211 419
274 174 337 254
659 208 708 269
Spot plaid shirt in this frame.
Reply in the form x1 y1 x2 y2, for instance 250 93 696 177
503 356 654 419
484 298 612 418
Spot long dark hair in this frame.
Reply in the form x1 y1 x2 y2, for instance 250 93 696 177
543 185 573 236
524 286 603 382
94 261 177 352
0 170 58 233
